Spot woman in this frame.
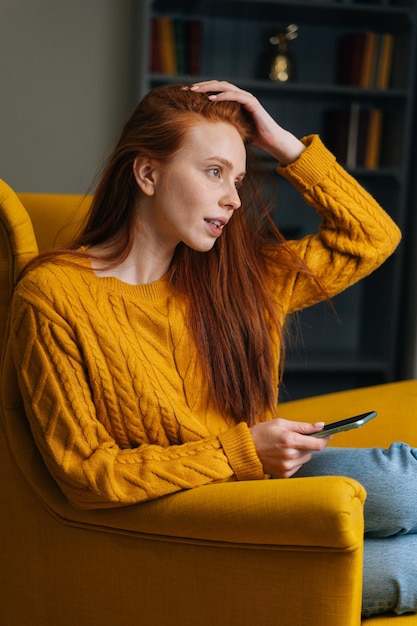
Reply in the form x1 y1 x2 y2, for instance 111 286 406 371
10 80 416 617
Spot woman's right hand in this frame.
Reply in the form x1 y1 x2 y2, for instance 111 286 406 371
188 80 305 165
249 418 331 478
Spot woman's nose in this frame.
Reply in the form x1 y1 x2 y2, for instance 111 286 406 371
222 183 241 210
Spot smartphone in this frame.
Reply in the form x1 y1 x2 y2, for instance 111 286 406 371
309 411 377 437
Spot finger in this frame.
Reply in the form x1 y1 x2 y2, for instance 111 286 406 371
285 430 331 452
283 420 326 436
190 81 256 102
300 432 332 451
275 452 314 479
269 418 328 451
190 80 241 92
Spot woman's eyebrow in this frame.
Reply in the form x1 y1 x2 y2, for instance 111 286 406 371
206 156 246 177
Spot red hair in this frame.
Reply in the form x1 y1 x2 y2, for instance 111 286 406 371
28 84 323 424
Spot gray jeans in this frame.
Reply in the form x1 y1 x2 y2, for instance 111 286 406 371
293 443 417 618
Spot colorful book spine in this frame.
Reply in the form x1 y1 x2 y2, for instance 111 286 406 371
149 17 203 77
359 32 378 88
150 18 162 73
323 105 383 169
336 31 394 90
376 33 394 89
158 17 177 75
365 109 383 169
186 20 203 76
174 19 187 75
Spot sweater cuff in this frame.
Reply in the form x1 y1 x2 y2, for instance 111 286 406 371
277 134 336 191
219 422 265 481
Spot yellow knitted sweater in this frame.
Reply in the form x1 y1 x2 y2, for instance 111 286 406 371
11 136 401 509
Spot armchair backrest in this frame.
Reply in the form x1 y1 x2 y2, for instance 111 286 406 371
0 180 38 361
0 179 90 360
16 190 90 256
0 180 91 485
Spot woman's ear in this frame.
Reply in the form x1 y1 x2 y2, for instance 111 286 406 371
133 156 157 196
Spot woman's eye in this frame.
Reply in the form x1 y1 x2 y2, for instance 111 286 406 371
235 179 244 190
208 167 221 178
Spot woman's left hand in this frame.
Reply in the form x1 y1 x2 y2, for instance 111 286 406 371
189 80 305 165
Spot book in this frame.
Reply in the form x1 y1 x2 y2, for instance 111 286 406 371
323 107 351 164
323 105 383 169
174 19 187 75
355 107 370 167
336 33 367 86
376 33 394 89
157 17 177 75
365 109 383 168
186 19 203 76
150 18 162 73
346 103 360 168
335 31 394 90
359 32 378 88
149 17 203 77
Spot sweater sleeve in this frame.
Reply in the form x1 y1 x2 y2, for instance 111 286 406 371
11 289 264 510
276 135 402 313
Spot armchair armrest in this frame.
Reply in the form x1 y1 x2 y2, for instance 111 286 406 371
147 475 366 547
42 470 367 626
61 476 366 548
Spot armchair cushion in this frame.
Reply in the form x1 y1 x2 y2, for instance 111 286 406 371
279 379 417 449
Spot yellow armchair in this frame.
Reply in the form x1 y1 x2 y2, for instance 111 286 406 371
0 179 416 626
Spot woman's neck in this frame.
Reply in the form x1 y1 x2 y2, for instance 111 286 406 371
89 236 174 285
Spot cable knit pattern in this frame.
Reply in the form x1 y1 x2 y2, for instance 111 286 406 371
277 135 401 313
11 136 401 509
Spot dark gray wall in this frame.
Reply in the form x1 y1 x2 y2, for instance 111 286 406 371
0 0 137 193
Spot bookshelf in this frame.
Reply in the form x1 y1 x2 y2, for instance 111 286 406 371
136 0 417 401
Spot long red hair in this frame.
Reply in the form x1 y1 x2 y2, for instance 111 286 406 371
28 84 322 424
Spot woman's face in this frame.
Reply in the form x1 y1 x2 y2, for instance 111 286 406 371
139 121 247 254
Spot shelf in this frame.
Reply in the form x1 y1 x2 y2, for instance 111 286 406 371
153 0 416 29
149 74 409 101
286 352 389 374
348 166 403 181
258 153 403 182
